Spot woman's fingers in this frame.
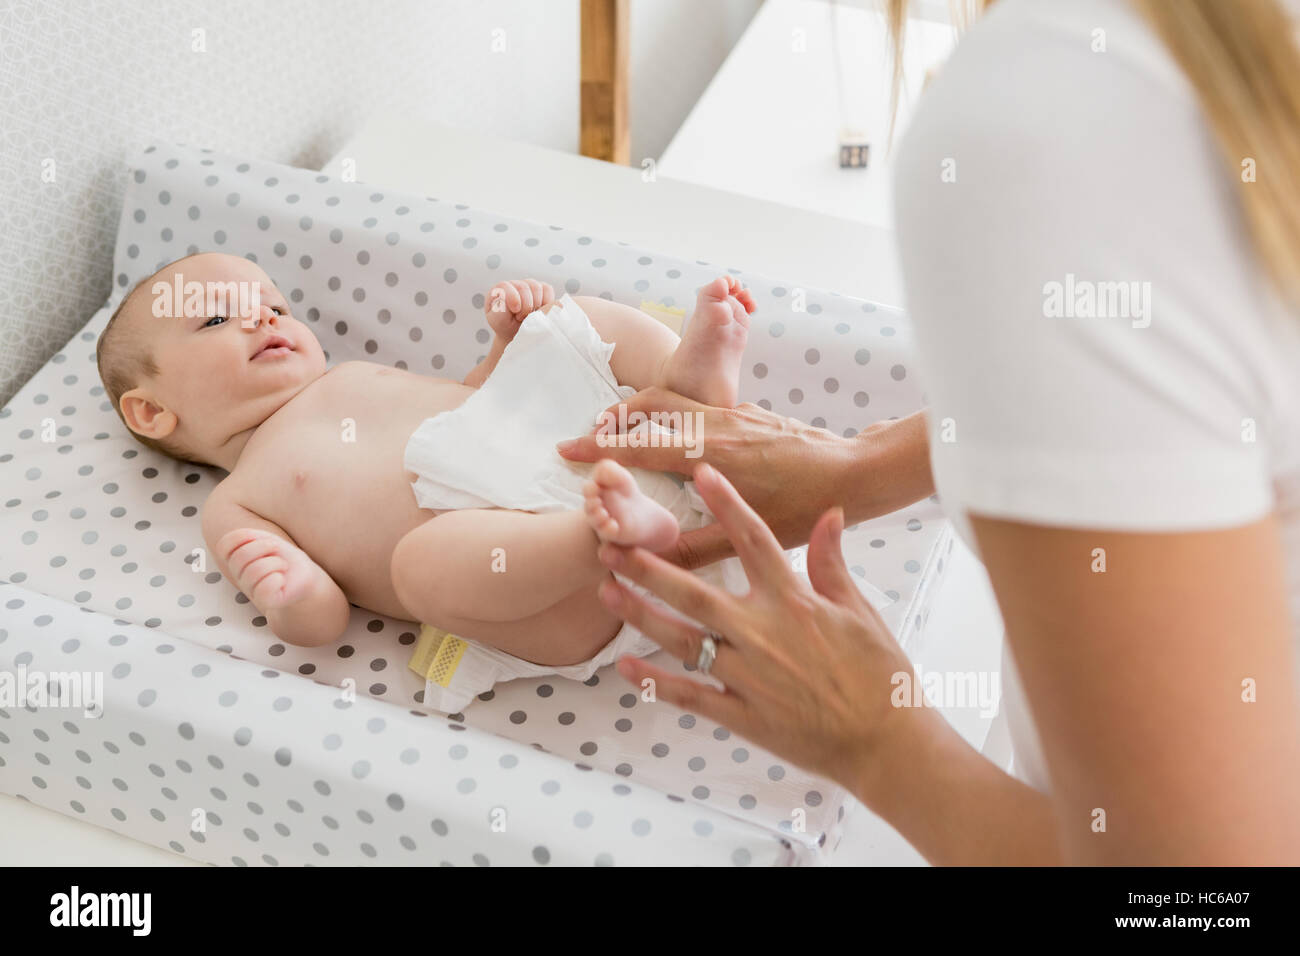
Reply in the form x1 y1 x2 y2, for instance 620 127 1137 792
692 463 793 588
556 433 690 472
599 578 744 683
598 542 736 637
805 507 866 610
614 656 750 731
594 386 709 436
661 523 734 570
556 387 710 472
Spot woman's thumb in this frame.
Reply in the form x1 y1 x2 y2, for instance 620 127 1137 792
806 508 860 606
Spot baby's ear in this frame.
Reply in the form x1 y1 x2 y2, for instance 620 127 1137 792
119 387 178 440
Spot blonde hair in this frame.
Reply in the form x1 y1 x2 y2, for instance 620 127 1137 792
882 0 1300 307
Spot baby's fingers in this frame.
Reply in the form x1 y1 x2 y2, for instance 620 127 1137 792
219 528 274 570
250 569 289 608
515 280 535 314
534 280 554 309
489 282 519 316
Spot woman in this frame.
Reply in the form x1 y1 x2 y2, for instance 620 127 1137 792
557 0 1300 864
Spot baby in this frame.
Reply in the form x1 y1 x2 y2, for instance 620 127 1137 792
96 252 753 670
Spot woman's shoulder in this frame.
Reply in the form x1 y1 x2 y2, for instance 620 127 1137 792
891 0 1295 364
889 0 1300 533
894 0 1204 209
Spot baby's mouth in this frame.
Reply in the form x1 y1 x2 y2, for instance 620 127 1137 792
251 335 295 360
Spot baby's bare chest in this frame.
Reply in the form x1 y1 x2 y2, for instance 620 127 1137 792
229 364 471 562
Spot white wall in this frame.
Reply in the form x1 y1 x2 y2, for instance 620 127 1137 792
0 0 757 403
630 0 762 162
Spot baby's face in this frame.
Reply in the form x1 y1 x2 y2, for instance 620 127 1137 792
125 253 327 457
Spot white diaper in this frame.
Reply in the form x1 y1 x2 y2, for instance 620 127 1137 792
403 294 744 713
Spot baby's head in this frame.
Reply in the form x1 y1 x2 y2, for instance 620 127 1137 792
96 252 327 467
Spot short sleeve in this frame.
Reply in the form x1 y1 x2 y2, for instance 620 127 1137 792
890 0 1286 534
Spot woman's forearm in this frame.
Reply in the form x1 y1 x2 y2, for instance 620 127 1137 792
837 413 1057 864
858 704 1062 865
840 409 936 525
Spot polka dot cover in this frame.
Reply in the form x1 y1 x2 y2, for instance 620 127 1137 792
0 143 951 865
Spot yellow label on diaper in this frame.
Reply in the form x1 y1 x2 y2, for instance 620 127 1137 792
408 624 469 688
639 300 686 334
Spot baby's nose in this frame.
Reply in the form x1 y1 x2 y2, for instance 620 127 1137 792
240 303 278 330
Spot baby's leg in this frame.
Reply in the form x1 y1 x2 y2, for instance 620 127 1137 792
424 584 624 668
391 508 614 647
395 510 647 665
569 295 681 391
574 275 753 407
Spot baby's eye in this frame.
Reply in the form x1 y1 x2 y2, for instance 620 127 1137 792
270 307 285 316
203 315 227 328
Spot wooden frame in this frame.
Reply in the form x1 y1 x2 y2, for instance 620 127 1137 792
579 0 629 164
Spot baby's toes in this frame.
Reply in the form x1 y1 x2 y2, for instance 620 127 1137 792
583 494 615 530
592 458 633 491
700 276 731 302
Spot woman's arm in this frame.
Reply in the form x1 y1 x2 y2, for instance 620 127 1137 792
558 388 936 568
595 463 1059 864
861 699 1062 864
594 464 1300 864
970 514 1300 863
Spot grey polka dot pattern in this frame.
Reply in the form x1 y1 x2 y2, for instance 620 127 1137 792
0 589 807 865
0 144 954 865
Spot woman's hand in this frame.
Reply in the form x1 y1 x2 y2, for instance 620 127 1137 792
561 391 853 563
558 388 935 570
595 462 935 801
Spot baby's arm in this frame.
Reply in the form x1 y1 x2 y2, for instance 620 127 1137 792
462 336 507 388
462 279 557 388
202 489 351 647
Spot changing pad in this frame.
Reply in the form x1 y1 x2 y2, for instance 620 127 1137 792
0 142 951 865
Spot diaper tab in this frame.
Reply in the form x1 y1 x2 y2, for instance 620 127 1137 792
408 623 469 687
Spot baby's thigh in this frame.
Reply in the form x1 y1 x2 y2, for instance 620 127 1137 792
431 581 624 667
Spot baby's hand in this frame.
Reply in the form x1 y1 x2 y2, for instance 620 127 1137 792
485 279 555 342
216 528 328 611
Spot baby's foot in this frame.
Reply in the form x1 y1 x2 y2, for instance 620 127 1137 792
659 276 754 407
583 460 680 552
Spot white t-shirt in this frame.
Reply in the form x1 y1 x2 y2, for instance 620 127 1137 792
891 0 1300 790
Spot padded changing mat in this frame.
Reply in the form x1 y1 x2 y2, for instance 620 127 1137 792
0 143 951 864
